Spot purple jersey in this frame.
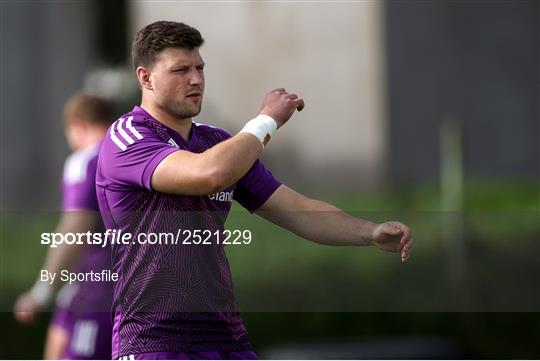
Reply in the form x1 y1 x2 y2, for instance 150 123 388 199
51 306 113 359
61 144 112 291
96 106 281 358
57 144 113 358
62 144 101 212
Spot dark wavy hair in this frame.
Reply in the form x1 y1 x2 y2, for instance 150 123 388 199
132 21 205 70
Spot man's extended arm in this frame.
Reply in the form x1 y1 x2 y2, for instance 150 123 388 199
40 211 98 275
256 185 413 262
13 211 99 323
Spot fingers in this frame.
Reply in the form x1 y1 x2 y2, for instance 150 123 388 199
270 88 305 111
14 303 36 323
388 221 411 246
401 251 408 262
387 223 403 236
378 222 402 239
284 93 305 111
384 221 413 262
285 93 298 100
14 311 35 324
260 88 304 125
13 293 40 324
401 237 413 262
285 95 304 110
295 98 305 111
402 237 413 253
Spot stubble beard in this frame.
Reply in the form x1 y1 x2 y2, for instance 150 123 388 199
161 97 203 120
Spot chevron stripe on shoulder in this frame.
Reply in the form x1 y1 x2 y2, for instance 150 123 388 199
110 116 144 151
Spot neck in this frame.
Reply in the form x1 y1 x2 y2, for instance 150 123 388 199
140 100 192 140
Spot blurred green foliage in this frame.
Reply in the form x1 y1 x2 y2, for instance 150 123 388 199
1 180 539 358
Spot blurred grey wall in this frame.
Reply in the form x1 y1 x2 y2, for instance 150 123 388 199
1 1 96 209
1 0 128 210
385 1 539 187
130 2 389 194
2 1 538 210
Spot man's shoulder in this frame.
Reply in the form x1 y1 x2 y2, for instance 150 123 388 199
102 111 156 153
113 109 152 133
193 121 232 140
63 144 100 184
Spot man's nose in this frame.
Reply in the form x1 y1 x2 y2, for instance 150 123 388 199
189 70 203 85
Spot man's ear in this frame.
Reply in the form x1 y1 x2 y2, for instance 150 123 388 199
136 66 153 90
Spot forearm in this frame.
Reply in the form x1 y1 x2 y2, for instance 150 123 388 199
26 212 98 305
299 200 376 246
28 242 79 306
152 127 268 196
261 198 376 246
257 183 412 259
41 246 83 284
202 132 263 191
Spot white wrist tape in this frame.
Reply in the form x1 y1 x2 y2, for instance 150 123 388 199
240 114 278 146
30 280 54 307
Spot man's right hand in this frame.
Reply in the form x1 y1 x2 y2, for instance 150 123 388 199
258 88 305 128
13 291 41 324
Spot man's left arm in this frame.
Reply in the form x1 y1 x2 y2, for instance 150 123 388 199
255 185 413 262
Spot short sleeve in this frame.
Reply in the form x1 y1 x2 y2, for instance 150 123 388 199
62 150 99 211
233 159 282 212
98 118 178 190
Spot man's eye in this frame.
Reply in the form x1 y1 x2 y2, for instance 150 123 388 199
173 68 188 73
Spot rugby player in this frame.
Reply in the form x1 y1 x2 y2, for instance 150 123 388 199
96 21 414 360
14 94 115 359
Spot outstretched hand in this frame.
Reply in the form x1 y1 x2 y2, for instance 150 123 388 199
371 221 413 262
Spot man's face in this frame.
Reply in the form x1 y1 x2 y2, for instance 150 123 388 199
149 47 205 120
64 121 86 151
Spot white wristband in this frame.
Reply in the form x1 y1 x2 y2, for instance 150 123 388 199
30 280 54 307
240 114 278 146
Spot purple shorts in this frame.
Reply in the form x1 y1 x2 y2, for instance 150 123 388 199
117 351 258 360
51 308 112 359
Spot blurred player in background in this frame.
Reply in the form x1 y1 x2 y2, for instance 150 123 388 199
97 21 413 360
13 93 115 359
